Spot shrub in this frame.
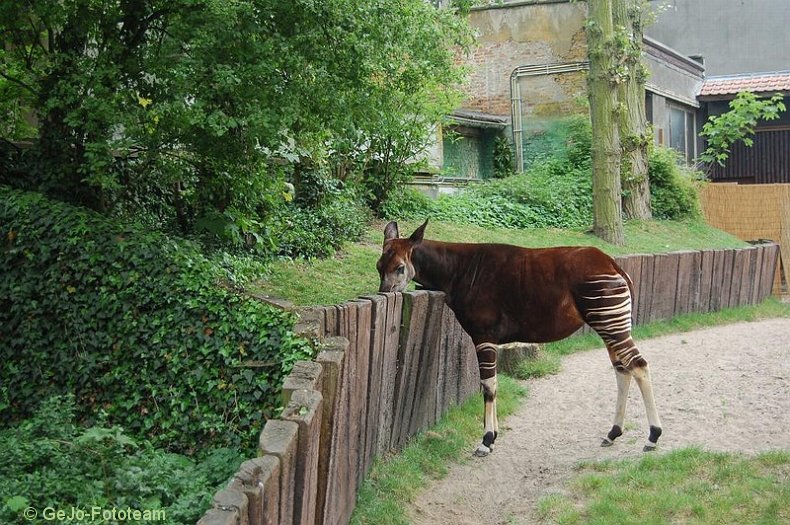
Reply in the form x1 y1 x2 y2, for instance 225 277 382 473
422 156 593 230
0 187 312 454
275 186 371 259
401 115 593 230
0 395 242 525
378 186 433 221
492 136 516 179
648 147 703 220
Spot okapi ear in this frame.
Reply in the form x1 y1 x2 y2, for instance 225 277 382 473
409 219 429 245
383 221 400 245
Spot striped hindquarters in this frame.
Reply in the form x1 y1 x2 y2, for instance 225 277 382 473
576 273 646 370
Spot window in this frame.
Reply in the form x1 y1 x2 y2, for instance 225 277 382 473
668 104 696 163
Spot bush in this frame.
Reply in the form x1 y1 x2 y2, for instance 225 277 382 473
390 115 594 230
275 186 371 259
378 186 433 221
648 147 703 220
0 187 312 454
0 395 242 525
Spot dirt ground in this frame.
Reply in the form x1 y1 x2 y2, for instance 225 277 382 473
407 318 790 525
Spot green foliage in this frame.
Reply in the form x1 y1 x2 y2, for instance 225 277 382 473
0 0 470 240
0 395 243 525
415 117 594 229
0 187 312 453
648 146 703 220
492 136 516 179
521 115 591 171
381 116 701 230
275 187 371 259
514 352 561 380
379 186 434 221
700 91 786 166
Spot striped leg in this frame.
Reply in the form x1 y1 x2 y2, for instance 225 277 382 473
577 274 663 451
475 342 498 457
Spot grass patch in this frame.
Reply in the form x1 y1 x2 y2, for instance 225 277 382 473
252 219 747 306
514 351 562 380
350 375 526 525
535 447 790 524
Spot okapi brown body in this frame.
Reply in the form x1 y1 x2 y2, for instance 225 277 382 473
377 221 662 456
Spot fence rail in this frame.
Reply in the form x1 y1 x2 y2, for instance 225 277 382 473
198 243 779 525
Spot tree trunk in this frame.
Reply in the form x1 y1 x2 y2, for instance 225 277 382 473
614 0 652 220
587 0 625 246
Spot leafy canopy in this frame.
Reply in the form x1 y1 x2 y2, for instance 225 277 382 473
700 91 786 167
0 0 470 240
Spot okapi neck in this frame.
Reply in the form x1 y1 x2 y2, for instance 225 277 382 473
411 241 465 294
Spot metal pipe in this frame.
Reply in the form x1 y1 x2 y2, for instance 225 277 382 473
509 61 590 171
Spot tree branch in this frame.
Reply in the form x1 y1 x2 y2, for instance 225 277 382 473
0 70 39 96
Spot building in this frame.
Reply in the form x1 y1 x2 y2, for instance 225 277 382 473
438 0 705 179
647 0 790 184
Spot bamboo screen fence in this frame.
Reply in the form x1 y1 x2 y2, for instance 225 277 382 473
700 182 790 295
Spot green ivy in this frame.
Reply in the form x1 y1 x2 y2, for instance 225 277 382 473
0 395 243 525
0 187 312 454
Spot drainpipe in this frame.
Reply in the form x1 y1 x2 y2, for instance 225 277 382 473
510 61 590 172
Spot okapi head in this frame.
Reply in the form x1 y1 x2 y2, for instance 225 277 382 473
376 220 428 293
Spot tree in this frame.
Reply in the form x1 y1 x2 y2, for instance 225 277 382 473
586 0 625 245
613 0 652 220
699 91 786 168
0 1 469 237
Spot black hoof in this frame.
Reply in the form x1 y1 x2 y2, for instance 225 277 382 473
643 425 662 452
482 431 495 448
649 425 662 443
601 425 622 446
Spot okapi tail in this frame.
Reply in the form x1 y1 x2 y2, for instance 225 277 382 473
611 260 635 303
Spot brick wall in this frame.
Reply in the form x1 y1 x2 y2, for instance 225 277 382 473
462 1 588 116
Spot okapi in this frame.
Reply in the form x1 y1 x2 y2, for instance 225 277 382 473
376 220 662 457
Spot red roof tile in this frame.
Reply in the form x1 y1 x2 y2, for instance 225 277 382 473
700 71 790 97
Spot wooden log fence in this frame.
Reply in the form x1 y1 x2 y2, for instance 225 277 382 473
198 243 780 525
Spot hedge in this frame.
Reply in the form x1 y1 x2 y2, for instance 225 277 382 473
0 187 311 454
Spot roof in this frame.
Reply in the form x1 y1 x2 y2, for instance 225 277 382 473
699 71 790 98
450 110 509 129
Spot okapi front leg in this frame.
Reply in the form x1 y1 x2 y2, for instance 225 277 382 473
475 342 498 457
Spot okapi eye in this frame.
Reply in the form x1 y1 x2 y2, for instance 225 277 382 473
397 264 406 275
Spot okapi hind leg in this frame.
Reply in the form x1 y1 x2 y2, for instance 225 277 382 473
475 342 498 457
601 368 631 447
631 362 663 451
577 273 662 451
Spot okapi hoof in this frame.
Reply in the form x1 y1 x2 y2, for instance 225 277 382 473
475 431 496 456
643 425 662 452
601 425 622 447
474 444 491 457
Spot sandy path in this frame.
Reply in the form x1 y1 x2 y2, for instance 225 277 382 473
408 318 790 525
